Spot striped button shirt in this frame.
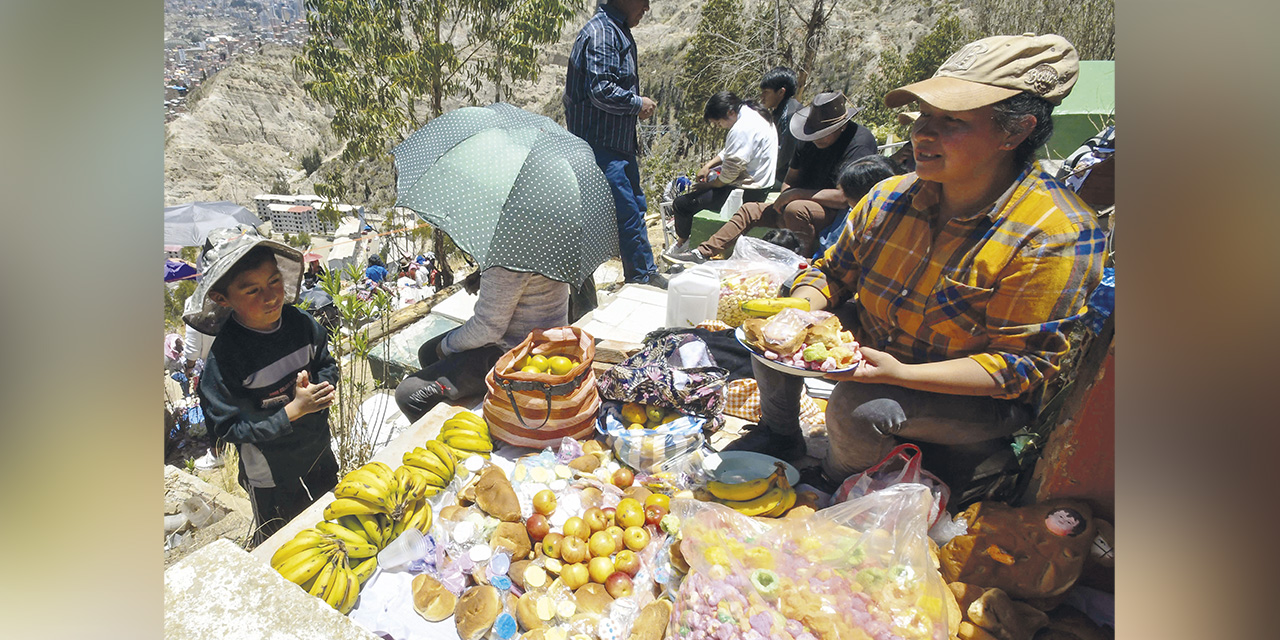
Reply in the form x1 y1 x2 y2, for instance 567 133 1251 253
794 165 1106 406
564 5 642 155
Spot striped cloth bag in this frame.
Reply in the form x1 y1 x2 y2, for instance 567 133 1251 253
483 326 601 448
596 401 706 473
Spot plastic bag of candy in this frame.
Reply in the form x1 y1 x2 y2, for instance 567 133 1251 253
666 483 957 640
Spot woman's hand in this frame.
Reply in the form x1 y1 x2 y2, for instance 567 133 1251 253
823 346 905 383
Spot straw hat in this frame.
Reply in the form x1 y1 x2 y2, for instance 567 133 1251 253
183 227 303 334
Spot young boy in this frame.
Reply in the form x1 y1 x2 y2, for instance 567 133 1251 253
185 232 339 546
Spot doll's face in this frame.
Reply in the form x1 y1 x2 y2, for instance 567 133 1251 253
1045 508 1085 537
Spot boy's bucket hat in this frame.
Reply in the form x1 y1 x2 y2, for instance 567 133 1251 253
183 225 303 334
885 33 1079 111
790 91 863 141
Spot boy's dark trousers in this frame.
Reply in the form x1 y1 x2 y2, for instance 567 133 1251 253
242 447 338 546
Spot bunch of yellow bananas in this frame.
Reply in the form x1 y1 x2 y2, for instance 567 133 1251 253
322 461 436 543
705 462 797 518
434 410 493 459
269 525 378 614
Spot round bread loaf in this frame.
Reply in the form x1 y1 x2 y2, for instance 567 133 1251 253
411 573 457 622
455 584 502 640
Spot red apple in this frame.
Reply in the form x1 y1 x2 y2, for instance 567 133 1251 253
612 467 635 489
604 571 635 598
525 513 551 542
532 489 557 516
623 525 650 552
615 498 645 528
583 507 608 533
644 504 668 528
562 516 590 541
588 556 615 583
560 535 589 565
541 532 564 559
613 549 641 577
601 506 617 527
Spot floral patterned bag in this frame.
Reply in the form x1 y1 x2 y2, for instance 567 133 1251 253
595 331 728 432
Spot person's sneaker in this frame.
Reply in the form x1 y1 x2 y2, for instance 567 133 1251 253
408 381 446 406
666 247 708 265
719 423 807 464
193 448 224 471
641 273 669 289
662 240 689 258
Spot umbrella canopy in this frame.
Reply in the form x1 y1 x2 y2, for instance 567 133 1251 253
164 258 198 282
163 201 264 247
391 102 618 287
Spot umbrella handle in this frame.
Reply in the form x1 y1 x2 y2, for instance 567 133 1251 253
496 368 592 432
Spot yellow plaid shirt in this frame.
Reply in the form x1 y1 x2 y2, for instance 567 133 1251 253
793 165 1106 406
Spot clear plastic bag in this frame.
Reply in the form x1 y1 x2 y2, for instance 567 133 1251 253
710 237 807 327
666 484 956 640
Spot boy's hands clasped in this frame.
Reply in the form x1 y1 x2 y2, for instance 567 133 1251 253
286 370 335 421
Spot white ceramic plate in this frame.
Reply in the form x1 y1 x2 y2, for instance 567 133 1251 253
735 327 859 378
703 451 800 487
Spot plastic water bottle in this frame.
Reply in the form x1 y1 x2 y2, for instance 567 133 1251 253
665 265 721 328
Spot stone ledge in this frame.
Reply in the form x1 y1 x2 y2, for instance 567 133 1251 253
164 538 378 640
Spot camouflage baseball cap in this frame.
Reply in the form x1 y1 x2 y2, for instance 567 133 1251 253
885 33 1079 111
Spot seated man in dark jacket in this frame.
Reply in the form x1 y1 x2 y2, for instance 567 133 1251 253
667 91 878 262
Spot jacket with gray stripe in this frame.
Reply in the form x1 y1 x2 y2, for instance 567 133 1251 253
198 305 338 488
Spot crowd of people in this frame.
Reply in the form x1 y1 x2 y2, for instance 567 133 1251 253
168 4 1110 544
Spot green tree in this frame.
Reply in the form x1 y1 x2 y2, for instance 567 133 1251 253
855 11 971 134
969 0 1114 61
301 148 323 175
677 0 748 136
296 231 313 248
294 0 582 163
270 174 291 195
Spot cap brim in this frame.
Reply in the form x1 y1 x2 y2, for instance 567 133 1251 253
790 106 863 141
884 76 1020 111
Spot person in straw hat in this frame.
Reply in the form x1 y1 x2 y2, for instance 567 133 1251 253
725 34 1107 493
667 90 877 263
186 228 340 545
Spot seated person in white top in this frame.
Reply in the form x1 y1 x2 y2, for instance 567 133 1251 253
664 91 778 259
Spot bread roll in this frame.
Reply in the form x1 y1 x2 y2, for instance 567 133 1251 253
628 599 673 640
474 466 521 522
455 585 502 640
490 521 532 560
411 573 457 622
516 591 546 632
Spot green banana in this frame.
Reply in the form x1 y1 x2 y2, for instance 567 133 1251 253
740 297 812 318
324 496 386 519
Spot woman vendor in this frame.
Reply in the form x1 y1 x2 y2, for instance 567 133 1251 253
724 34 1107 491
394 267 568 422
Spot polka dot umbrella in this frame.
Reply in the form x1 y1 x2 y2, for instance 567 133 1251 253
391 102 619 287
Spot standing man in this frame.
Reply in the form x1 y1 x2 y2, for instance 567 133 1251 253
565 0 666 288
